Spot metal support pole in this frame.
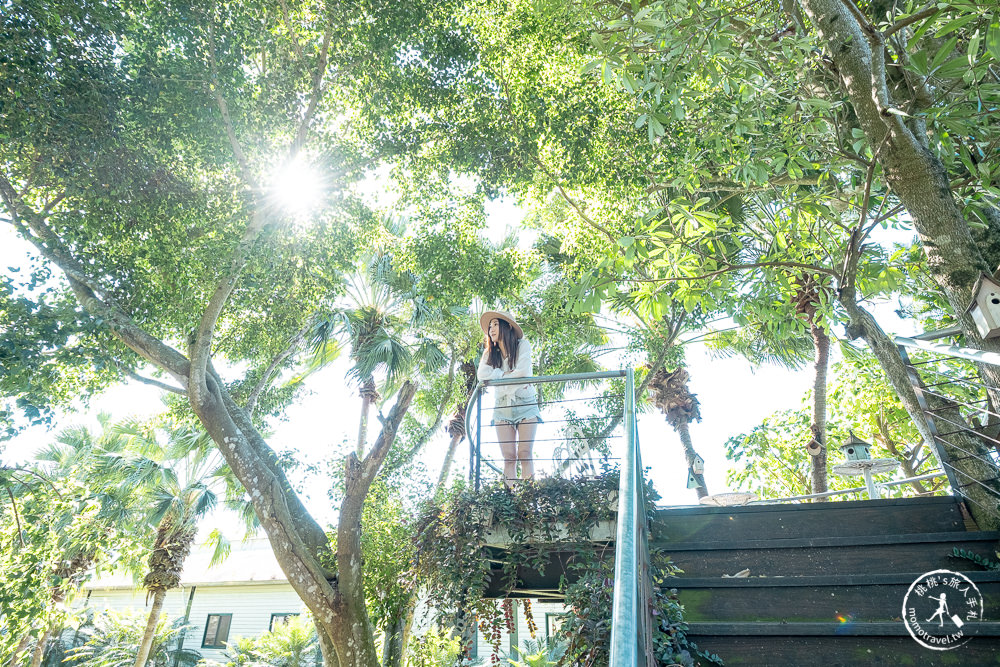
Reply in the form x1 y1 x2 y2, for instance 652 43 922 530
610 368 640 666
476 390 482 491
863 467 879 499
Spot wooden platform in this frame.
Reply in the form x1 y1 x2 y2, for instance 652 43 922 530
482 495 1000 664
662 496 1000 666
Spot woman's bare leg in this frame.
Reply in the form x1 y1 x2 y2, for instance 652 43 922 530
495 422 518 487
516 418 539 480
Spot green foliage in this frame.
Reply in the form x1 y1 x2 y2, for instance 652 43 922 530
560 552 722 667
0 277 120 438
412 473 706 665
413 473 621 612
63 610 200 667
396 190 537 310
0 423 148 661
951 547 1000 572
500 636 566 667
359 480 419 635
200 615 319 667
405 628 465 667
726 353 949 498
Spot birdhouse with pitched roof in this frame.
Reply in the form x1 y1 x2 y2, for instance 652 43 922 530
967 272 1000 340
839 431 872 461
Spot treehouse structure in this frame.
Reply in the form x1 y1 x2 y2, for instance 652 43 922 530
461 337 1000 666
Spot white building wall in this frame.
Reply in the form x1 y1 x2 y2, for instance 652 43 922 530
84 587 190 621
80 582 304 662
182 583 305 661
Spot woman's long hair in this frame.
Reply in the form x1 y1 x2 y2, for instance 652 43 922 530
485 318 520 369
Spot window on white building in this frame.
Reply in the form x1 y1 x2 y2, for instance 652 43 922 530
545 613 566 639
270 612 300 631
202 613 233 648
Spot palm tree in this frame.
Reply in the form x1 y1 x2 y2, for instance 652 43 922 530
437 360 479 489
62 609 201 667
97 419 249 667
648 366 709 499
791 273 834 498
307 259 413 458
10 419 142 667
709 272 835 498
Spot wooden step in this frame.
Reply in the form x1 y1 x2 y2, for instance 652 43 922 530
672 572 1000 623
684 625 1000 666
652 496 969 543
665 531 1000 577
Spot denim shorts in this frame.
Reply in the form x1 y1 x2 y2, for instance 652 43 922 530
492 387 542 426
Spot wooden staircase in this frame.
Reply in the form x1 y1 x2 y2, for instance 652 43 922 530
653 496 1000 666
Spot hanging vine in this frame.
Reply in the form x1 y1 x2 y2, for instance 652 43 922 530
412 470 723 665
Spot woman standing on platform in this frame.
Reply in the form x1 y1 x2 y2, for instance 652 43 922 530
477 310 541 487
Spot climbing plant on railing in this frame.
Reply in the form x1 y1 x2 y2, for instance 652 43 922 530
560 553 723 666
412 470 722 666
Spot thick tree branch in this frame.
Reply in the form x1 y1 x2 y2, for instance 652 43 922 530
293 24 333 152
69 277 191 385
884 6 938 38
212 368 332 561
337 381 417 644
0 174 191 383
190 209 268 406
192 368 338 620
0 175 109 298
360 381 418 482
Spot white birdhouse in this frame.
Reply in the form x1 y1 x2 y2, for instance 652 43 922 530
692 453 705 475
967 272 1000 340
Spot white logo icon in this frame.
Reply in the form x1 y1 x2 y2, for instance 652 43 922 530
902 569 985 650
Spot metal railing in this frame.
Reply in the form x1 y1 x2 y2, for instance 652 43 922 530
895 334 1000 524
465 370 629 490
465 369 652 664
751 471 948 504
608 368 655 667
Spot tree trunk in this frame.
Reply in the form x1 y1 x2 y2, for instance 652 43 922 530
797 0 1000 394
330 382 418 666
357 376 377 458
380 600 415 667
5 143 414 667
134 589 167 667
315 623 340 667
188 366 416 667
674 420 708 499
27 629 49 667
841 299 1000 529
809 319 830 499
438 431 464 490
9 630 33 667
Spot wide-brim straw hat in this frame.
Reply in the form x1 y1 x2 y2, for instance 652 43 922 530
480 310 523 339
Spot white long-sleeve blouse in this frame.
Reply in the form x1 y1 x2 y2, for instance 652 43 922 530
477 337 535 401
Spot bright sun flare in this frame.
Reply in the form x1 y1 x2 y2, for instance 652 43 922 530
269 157 324 216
